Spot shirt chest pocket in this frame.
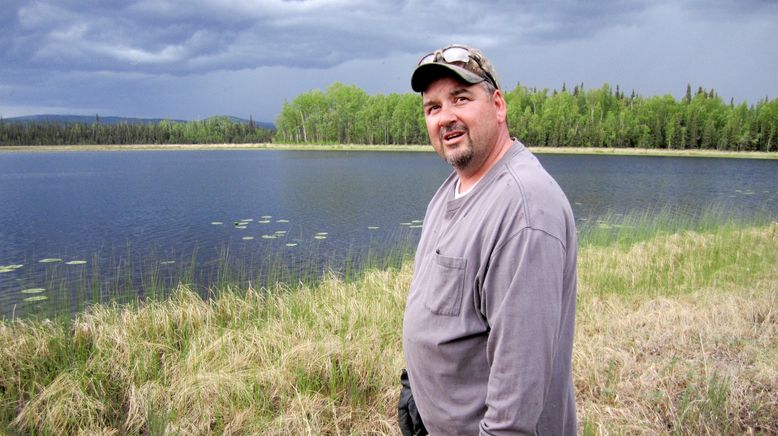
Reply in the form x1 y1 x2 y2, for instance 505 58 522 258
423 253 467 316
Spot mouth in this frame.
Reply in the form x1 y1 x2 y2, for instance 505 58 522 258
442 128 466 144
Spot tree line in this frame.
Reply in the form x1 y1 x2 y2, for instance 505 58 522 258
0 116 273 146
276 82 778 151
3 83 776 151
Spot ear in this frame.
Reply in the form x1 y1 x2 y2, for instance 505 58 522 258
492 89 508 124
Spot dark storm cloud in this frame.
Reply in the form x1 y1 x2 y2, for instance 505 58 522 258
2 0 658 76
4 0 415 74
3 0 776 76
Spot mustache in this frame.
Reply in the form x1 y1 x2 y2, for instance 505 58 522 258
441 124 468 137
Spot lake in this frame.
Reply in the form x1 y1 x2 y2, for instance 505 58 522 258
1 149 776 317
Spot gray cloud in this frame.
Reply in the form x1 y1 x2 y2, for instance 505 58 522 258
683 0 778 20
2 0 665 75
1 0 776 121
5 0 417 74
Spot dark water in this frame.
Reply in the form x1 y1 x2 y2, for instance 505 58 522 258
1 150 776 317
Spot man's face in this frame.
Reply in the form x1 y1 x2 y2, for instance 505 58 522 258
422 76 503 173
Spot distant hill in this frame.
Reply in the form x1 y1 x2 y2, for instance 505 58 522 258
2 114 274 130
201 116 275 130
2 114 186 126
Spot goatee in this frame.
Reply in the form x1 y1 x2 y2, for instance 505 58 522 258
447 145 473 169
441 124 474 169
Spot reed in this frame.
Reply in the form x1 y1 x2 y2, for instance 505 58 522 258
3 227 420 321
1 220 776 434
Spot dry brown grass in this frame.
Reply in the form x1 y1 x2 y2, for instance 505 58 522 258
576 282 777 433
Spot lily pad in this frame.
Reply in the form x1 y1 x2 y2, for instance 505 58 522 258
39 258 63 263
66 260 87 265
0 264 23 273
21 288 46 294
24 295 48 302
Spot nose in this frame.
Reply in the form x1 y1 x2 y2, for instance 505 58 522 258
437 104 458 128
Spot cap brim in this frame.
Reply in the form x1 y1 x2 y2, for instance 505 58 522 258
411 63 485 92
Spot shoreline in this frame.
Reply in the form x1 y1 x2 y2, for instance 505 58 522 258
1 143 776 159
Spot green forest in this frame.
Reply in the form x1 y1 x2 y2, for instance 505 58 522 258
2 83 777 151
0 116 273 146
276 82 778 151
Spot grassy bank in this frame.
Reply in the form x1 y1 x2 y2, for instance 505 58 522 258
2 143 777 159
1 222 776 434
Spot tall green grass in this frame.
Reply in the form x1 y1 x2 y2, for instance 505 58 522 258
577 208 776 297
577 204 773 247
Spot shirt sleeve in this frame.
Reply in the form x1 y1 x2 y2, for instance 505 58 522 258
478 227 566 435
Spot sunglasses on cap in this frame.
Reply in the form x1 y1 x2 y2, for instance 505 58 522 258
417 45 498 89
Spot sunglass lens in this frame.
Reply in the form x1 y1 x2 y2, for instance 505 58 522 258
441 47 470 63
418 53 436 65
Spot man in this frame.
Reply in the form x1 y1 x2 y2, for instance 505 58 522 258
400 45 578 435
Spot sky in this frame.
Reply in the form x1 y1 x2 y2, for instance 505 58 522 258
1 0 777 124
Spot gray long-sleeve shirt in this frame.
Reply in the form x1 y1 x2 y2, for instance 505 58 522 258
402 141 577 435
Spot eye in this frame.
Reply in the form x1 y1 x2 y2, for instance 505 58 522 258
426 105 440 115
455 96 470 103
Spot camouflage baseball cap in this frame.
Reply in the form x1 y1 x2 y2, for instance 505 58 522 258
411 44 501 92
